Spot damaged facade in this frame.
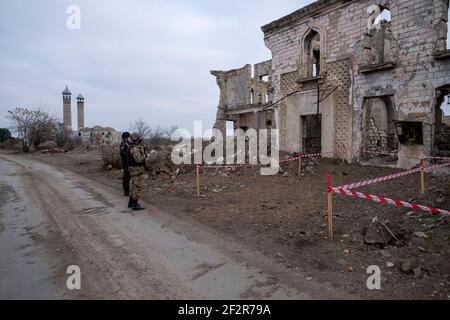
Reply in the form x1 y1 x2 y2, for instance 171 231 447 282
211 0 450 168
211 60 275 134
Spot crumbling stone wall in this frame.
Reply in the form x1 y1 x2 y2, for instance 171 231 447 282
211 0 450 168
362 96 397 156
366 118 388 152
260 0 450 167
211 61 274 135
353 0 450 166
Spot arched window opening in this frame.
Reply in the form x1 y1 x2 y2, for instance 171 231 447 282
312 48 320 77
303 29 321 78
250 89 254 104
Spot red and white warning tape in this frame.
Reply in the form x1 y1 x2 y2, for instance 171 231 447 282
331 187 450 216
338 163 450 190
280 147 350 164
363 150 450 161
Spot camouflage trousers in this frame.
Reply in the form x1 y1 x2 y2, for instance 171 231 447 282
129 166 145 201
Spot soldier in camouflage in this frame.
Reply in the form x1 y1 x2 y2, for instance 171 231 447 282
119 132 131 197
127 132 147 211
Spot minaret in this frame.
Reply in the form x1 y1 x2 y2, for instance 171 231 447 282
62 85 72 131
77 94 85 130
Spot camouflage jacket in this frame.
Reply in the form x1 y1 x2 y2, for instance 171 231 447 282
128 144 147 176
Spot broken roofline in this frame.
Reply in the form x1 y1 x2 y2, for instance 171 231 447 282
261 0 354 34
211 65 250 78
210 60 272 78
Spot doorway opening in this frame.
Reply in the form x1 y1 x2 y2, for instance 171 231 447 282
301 115 322 154
434 86 450 154
362 96 397 160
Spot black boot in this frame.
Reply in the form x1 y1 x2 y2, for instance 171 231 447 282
131 199 145 211
128 197 133 208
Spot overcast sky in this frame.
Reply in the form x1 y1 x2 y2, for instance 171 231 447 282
2 1 449 134
0 0 316 133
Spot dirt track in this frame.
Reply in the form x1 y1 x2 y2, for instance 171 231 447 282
24 149 450 300
0 152 345 300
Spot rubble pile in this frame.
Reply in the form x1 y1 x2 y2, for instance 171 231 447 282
145 148 193 178
279 154 321 176
363 217 405 248
37 141 66 154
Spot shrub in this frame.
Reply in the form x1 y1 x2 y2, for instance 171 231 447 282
99 140 122 169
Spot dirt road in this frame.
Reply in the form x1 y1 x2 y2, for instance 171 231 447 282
0 153 343 299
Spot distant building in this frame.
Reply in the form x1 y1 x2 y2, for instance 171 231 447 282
62 85 72 131
62 85 85 131
77 94 85 130
62 86 119 144
76 126 120 145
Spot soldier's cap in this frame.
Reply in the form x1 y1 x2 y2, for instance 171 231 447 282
122 132 131 139
130 132 142 142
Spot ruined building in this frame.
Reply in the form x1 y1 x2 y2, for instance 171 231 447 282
211 0 450 168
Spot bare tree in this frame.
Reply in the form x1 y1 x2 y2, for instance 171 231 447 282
6 107 58 152
53 122 71 148
129 119 152 139
6 107 37 152
129 119 178 150
164 125 179 138
29 110 57 148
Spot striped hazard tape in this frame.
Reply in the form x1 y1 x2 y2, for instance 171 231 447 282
280 147 350 164
331 187 450 216
338 163 450 190
363 150 450 161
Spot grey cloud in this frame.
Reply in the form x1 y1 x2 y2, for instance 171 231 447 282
0 0 315 132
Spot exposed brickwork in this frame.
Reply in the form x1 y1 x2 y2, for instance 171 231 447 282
212 0 450 167
262 0 450 164
327 58 350 153
279 71 298 149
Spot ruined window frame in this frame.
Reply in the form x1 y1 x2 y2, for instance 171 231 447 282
374 6 392 26
434 0 450 58
260 75 269 83
299 26 325 81
359 4 398 73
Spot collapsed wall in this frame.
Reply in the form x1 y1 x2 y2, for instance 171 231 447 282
211 60 275 137
211 0 450 169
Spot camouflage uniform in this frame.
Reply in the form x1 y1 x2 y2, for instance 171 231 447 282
128 143 146 201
